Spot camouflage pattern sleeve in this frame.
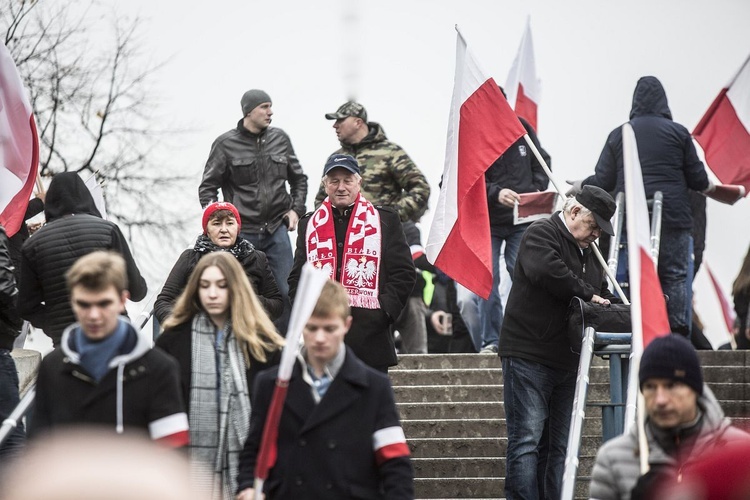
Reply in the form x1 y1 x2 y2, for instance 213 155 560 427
384 144 430 222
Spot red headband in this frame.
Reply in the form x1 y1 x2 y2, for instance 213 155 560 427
202 202 241 234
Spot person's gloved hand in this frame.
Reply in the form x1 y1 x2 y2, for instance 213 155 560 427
565 179 583 197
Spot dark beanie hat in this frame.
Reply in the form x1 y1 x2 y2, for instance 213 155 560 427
241 89 271 116
639 334 703 395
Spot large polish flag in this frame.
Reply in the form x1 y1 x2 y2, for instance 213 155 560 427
504 17 541 132
693 53 750 194
0 41 39 237
623 123 671 352
426 28 526 300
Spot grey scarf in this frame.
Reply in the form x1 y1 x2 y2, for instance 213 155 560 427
189 313 251 500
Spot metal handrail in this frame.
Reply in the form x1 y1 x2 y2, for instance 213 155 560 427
0 298 158 447
607 192 626 282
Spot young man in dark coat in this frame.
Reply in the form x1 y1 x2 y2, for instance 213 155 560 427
18 172 147 346
30 251 188 447
288 155 415 372
236 280 413 500
571 76 712 336
499 186 619 500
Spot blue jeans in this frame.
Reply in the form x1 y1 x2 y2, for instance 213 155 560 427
502 356 576 500
477 225 527 349
242 225 294 334
0 350 25 461
455 283 481 352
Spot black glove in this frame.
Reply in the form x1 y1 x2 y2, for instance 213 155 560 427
630 465 671 500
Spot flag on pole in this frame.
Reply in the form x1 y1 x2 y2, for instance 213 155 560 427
426 27 526 299
705 262 736 337
693 53 750 194
504 17 541 132
623 123 671 351
0 41 39 237
253 263 329 498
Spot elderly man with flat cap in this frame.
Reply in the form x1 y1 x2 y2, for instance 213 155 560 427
199 89 308 334
289 154 415 373
498 185 620 500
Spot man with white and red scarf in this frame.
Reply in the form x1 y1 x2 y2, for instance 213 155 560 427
289 155 415 372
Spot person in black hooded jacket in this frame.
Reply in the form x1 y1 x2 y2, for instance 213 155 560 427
574 76 711 336
18 172 147 346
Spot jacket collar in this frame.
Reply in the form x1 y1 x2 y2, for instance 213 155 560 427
60 317 151 369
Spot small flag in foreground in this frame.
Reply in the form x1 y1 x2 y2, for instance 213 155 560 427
253 263 329 498
693 53 750 195
426 27 526 299
504 17 541 132
623 123 670 351
0 41 39 236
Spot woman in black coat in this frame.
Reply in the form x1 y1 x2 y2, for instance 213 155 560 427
157 252 284 499
154 202 283 324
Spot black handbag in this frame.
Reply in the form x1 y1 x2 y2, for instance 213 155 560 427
566 297 631 353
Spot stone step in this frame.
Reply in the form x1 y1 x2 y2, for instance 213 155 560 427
398 399 750 420
408 436 604 459
393 381 750 405
402 418 606 439
390 365 750 387
395 351 750 371
393 383 616 404
412 456 596 479
414 477 590 499
399 402 502 420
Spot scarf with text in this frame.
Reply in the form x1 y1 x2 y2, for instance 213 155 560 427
305 194 381 309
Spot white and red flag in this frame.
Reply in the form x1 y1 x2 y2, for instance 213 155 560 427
623 123 671 351
0 41 39 237
705 262 736 338
693 53 750 195
426 27 526 299
253 263 329 499
504 17 541 132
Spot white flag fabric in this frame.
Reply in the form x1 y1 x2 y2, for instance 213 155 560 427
504 17 542 131
0 41 39 236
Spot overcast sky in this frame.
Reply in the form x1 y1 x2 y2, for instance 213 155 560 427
101 0 750 344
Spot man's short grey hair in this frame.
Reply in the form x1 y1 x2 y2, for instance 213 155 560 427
563 196 592 217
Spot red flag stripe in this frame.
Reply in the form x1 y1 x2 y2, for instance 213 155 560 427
639 246 671 346
514 83 539 132
254 383 288 480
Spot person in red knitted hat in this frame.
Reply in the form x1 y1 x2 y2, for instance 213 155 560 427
154 202 282 325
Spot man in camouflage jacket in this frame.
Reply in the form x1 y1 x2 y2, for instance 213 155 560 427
315 101 430 223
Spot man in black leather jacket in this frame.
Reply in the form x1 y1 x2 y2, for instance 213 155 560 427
199 89 308 334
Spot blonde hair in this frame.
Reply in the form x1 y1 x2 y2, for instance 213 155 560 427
311 280 351 321
162 252 284 363
66 251 127 294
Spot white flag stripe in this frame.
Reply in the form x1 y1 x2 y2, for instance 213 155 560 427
622 123 648 355
727 54 750 132
278 263 329 381
505 17 542 108
148 412 189 440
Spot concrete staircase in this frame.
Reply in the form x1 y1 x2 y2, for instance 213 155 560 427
390 351 750 499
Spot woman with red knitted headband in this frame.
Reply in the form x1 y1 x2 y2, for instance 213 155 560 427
154 202 283 325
